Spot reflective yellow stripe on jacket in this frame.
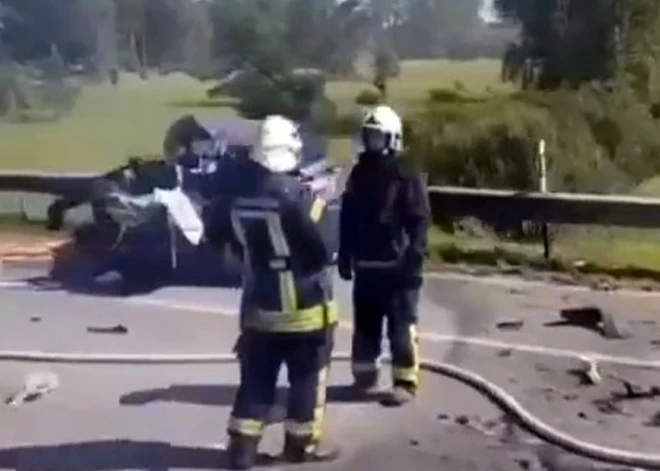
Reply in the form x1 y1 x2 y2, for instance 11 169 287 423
232 196 335 333
244 300 338 333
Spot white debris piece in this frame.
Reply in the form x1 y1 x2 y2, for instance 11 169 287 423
578 356 602 385
6 371 60 406
153 187 204 245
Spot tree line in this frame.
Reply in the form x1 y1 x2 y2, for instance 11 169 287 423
0 0 509 79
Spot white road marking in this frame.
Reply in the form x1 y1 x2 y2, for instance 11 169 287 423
0 280 32 288
125 297 660 369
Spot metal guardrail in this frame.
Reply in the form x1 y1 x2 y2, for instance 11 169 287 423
0 171 96 200
3 171 660 229
427 186 660 228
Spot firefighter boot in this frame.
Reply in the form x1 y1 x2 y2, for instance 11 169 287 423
352 371 380 396
226 434 259 470
282 434 341 464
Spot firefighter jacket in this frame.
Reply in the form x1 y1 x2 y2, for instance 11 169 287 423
338 152 431 285
204 159 337 333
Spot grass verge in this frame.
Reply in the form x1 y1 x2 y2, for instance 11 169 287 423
427 226 660 285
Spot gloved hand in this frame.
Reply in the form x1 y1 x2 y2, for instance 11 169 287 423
232 332 251 358
337 257 353 281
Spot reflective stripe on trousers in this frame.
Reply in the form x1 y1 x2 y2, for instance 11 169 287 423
391 324 420 386
284 365 329 442
227 329 334 444
351 281 421 389
351 361 380 375
227 417 264 438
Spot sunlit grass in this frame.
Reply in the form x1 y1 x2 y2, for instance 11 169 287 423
0 60 505 171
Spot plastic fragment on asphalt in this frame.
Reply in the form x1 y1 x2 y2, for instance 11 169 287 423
5 371 59 406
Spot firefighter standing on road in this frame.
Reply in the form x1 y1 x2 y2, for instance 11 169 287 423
338 105 431 406
204 115 339 470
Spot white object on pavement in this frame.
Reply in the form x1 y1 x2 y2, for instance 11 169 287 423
6 371 60 406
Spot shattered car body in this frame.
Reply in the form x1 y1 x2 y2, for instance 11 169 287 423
48 116 342 294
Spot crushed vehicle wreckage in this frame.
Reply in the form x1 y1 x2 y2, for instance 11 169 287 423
45 115 343 295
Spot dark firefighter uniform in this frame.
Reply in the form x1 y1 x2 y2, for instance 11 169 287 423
204 157 338 469
338 151 430 402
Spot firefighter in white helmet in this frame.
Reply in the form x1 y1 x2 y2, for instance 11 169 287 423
204 115 339 469
338 105 430 406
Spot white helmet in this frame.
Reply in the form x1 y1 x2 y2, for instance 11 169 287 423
251 115 303 173
360 105 403 154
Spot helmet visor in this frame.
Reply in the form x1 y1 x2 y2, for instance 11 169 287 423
361 127 388 153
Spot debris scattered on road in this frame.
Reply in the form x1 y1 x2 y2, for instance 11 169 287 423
481 419 501 431
593 398 627 416
30 316 41 323
634 319 656 326
614 379 660 400
499 415 523 445
496 320 524 331
437 413 450 421
87 324 128 335
497 348 513 357
5 371 59 406
515 458 531 470
559 306 602 329
568 358 601 386
583 357 602 385
556 306 631 339
645 412 660 427
601 311 631 339
577 411 588 420
455 415 470 426
534 363 552 373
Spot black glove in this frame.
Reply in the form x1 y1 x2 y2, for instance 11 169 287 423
337 257 353 281
232 335 242 357
232 331 252 358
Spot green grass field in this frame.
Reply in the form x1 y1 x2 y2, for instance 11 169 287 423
0 59 505 171
2 58 660 280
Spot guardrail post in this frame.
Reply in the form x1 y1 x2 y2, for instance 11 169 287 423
538 139 551 261
18 194 27 222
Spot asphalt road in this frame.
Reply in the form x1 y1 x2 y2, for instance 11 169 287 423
1 264 660 470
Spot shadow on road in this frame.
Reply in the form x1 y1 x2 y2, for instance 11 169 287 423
17 264 243 298
0 440 281 471
119 384 379 408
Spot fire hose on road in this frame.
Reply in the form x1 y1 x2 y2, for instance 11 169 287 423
0 349 659 468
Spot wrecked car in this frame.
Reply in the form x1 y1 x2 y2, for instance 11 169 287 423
47 115 342 295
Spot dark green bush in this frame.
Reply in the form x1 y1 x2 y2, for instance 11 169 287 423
405 85 657 195
327 112 359 137
355 88 382 106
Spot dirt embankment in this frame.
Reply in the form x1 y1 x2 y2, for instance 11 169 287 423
0 227 68 262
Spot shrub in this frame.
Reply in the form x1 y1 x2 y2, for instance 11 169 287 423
328 113 359 137
355 88 382 106
373 48 401 80
405 85 656 195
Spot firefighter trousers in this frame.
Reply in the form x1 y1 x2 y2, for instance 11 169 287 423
351 275 420 391
227 327 334 446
